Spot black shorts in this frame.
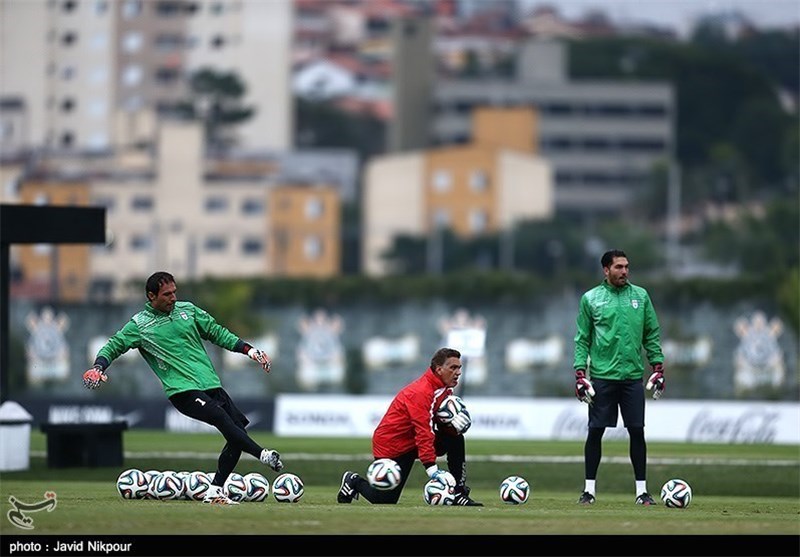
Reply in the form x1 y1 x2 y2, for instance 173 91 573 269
169 387 249 429
587 378 645 428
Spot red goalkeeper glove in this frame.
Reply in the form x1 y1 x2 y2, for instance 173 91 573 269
575 370 595 404
646 363 665 400
82 367 108 390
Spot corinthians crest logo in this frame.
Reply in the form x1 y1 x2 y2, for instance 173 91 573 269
733 311 786 394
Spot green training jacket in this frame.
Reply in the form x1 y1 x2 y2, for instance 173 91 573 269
96 301 243 397
573 280 664 380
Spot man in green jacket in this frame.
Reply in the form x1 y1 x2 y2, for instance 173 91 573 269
82 271 283 505
572 249 665 506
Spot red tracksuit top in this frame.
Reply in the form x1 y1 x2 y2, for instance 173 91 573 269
372 368 453 468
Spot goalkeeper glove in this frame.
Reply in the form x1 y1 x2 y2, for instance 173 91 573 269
450 409 472 434
82 366 108 390
575 370 595 404
426 467 456 488
247 348 272 373
646 363 665 400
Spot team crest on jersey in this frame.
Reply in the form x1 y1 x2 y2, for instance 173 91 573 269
180 312 188 320
631 299 639 309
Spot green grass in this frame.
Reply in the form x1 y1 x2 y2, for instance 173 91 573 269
2 431 799 546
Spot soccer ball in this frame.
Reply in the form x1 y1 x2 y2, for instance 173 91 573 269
423 473 455 506
366 458 402 491
152 470 185 500
660 478 693 508
499 475 530 504
435 394 466 424
223 472 248 503
272 473 304 503
116 468 149 500
243 472 270 502
142 469 161 500
184 470 213 501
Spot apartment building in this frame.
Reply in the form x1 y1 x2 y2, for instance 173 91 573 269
430 39 675 216
0 0 293 153
363 106 553 276
14 120 342 301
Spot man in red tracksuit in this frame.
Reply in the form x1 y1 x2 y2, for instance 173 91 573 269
336 347 482 506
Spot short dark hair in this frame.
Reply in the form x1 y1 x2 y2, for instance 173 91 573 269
601 249 627 268
431 347 461 369
146 271 175 297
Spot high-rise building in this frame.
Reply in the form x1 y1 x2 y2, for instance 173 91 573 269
0 0 293 153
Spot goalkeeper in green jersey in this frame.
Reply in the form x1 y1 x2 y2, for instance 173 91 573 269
83 271 283 505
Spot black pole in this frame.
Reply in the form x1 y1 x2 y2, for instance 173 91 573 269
0 241 9 403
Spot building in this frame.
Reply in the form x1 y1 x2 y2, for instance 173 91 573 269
430 39 675 216
0 0 293 153
363 106 553 276
13 120 346 301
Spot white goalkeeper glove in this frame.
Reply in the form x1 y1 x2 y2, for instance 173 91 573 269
646 363 665 400
82 366 108 390
426 466 456 488
247 348 272 373
450 409 472 434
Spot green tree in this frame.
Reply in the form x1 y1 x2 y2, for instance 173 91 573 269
176 67 255 150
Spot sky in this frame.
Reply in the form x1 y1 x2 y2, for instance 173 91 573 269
519 0 800 34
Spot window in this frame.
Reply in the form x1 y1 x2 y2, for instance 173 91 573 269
60 131 75 147
432 208 449 227
90 32 107 49
122 32 143 52
62 1 77 13
131 196 153 211
468 209 488 233
62 32 78 46
241 238 263 255
304 236 322 260
93 196 115 212
155 1 182 17
241 198 264 215
90 67 107 84
204 236 227 252
88 99 107 117
130 234 151 250
205 197 228 213
61 66 76 80
60 98 76 113
469 170 488 192
210 35 226 49
122 0 142 18
305 197 323 219
122 65 143 86
94 1 108 15
432 170 451 192
155 67 181 84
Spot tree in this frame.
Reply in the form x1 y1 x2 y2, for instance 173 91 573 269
176 68 256 150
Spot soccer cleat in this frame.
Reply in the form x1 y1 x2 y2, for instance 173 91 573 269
337 471 360 503
453 486 483 507
260 448 284 472
203 484 239 505
635 492 657 506
577 491 596 505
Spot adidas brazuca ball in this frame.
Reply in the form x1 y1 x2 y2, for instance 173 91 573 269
366 458 402 491
660 478 693 508
499 475 530 504
273 473 304 503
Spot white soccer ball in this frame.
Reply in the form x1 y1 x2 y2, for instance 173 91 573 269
153 470 185 500
272 473 304 503
366 458 402 491
243 472 270 502
423 473 456 506
499 475 530 504
435 394 466 424
223 472 248 503
142 469 161 500
116 468 149 500
184 470 213 501
660 478 693 508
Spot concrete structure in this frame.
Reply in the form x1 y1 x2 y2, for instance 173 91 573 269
431 39 674 215
363 106 553 276
0 0 293 153
13 121 344 301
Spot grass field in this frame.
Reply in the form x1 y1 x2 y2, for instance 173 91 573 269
1 431 798 556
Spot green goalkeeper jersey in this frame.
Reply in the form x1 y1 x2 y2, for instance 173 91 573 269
573 280 663 380
97 301 242 397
